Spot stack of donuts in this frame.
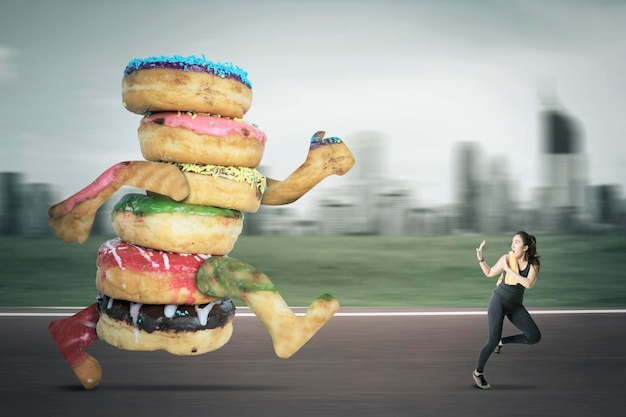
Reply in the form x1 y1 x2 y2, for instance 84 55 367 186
48 54 355 388
95 55 268 355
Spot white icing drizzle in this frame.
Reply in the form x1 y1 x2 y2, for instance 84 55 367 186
163 304 178 318
104 241 211 273
195 301 217 326
105 240 125 270
129 302 142 343
129 302 142 327
103 296 224 345
134 245 160 269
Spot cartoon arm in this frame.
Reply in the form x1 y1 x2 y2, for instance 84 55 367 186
48 161 190 244
261 131 355 206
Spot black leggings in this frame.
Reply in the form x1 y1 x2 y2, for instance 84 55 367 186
475 292 541 373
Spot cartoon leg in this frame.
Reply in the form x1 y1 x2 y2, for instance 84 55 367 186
196 256 340 359
48 303 102 389
261 131 355 206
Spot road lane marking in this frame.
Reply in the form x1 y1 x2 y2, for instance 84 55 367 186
2 308 626 317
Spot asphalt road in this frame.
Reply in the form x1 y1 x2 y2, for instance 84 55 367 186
1 307 625 417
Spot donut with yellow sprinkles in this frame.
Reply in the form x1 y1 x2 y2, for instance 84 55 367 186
171 162 267 212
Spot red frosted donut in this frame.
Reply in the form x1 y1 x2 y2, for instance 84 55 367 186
138 112 267 167
122 55 252 118
95 237 220 305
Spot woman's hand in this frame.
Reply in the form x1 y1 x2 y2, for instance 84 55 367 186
476 240 486 261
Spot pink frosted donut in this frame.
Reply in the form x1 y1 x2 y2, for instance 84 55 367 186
138 112 267 167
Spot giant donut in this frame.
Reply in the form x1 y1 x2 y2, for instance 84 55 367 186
111 193 243 255
96 294 235 355
172 163 266 212
138 112 267 168
96 237 219 305
122 56 253 118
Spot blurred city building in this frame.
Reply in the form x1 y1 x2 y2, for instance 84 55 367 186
479 155 515 235
0 172 23 235
2 98 625 237
537 106 589 233
454 142 480 233
0 172 120 238
21 183 56 236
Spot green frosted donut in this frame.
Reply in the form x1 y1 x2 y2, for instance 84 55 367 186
111 193 243 220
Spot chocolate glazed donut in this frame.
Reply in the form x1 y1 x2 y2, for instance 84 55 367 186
96 294 235 333
95 294 236 356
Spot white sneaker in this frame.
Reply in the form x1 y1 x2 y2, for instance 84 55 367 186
473 371 491 389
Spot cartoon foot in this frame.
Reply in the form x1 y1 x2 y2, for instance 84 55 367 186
48 303 102 389
196 256 340 358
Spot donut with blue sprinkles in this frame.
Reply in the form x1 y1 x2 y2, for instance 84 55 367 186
122 54 253 118
124 55 252 88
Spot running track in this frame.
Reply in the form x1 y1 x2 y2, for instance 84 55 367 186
1 307 625 417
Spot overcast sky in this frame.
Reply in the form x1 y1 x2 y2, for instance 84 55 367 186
1 0 625 212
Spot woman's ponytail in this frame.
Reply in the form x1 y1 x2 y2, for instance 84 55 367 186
517 231 541 268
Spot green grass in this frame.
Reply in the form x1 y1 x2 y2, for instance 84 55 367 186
1 235 625 308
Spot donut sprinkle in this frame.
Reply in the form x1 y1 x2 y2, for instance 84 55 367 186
123 55 252 88
173 163 267 194
309 134 343 150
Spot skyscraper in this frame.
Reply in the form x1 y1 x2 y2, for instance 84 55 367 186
538 107 588 233
454 142 480 232
376 185 412 235
479 156 513 234
0 172 23 235
21 183 55 236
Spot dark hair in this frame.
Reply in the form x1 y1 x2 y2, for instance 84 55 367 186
516 230 541 268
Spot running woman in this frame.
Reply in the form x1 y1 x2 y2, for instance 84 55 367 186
472 231 542 389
